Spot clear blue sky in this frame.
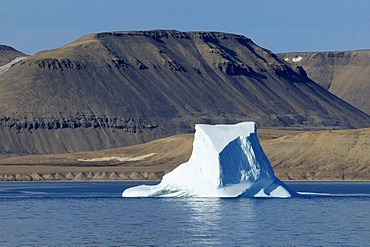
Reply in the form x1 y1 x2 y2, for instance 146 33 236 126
1 0 369 55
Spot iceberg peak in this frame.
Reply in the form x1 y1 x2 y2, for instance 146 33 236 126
122 122 297 198
196 122 255 152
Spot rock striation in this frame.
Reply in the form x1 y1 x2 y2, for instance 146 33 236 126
0 114 157 132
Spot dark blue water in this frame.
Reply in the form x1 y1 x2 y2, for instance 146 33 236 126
1 182 370 246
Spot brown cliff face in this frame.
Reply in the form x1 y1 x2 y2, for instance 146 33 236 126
280 50 370 114
0 30 369 155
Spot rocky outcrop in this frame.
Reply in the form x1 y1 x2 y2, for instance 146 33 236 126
0 114 157 133
35 58 85 70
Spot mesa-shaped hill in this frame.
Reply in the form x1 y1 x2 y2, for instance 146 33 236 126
0 30 369 155
0 45 27 66
280 50 370 114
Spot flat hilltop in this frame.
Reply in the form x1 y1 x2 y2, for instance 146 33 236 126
0 128 368 181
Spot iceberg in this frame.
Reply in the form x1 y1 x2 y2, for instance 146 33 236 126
122 122 297 198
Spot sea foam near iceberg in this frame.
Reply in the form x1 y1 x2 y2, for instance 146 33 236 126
122 122 297 198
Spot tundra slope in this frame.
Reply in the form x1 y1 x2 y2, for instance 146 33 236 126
0 128 368 181
0 45 27 66
0 30 369 155
280 50 370 114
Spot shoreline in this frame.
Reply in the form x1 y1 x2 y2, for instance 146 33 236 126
2 180 370 183
0 171 166 182
1 172 370 183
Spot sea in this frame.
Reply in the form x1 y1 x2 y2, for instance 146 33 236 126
0 181 369 247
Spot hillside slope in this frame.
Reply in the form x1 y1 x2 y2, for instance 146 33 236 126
0 128 368 181
1 31 369 155
264 128 370 180
0 45 27 66
280 50 370 114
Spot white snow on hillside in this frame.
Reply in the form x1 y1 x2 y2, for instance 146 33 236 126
0 57 27 75
78 153 157 162
122 122 297 198
292 56 303 62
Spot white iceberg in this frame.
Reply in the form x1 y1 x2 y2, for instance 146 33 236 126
122 122 297 198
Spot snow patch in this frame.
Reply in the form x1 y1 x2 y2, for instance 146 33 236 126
284 57 289 62
292 56 303 62
77 153 156 162
0 57 27 75
122 122 297 198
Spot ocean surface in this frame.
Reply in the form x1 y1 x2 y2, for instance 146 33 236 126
1 181 370 246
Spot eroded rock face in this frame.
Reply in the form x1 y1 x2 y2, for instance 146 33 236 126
122 122 297 198
35 58 85 70
0 114 157 132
